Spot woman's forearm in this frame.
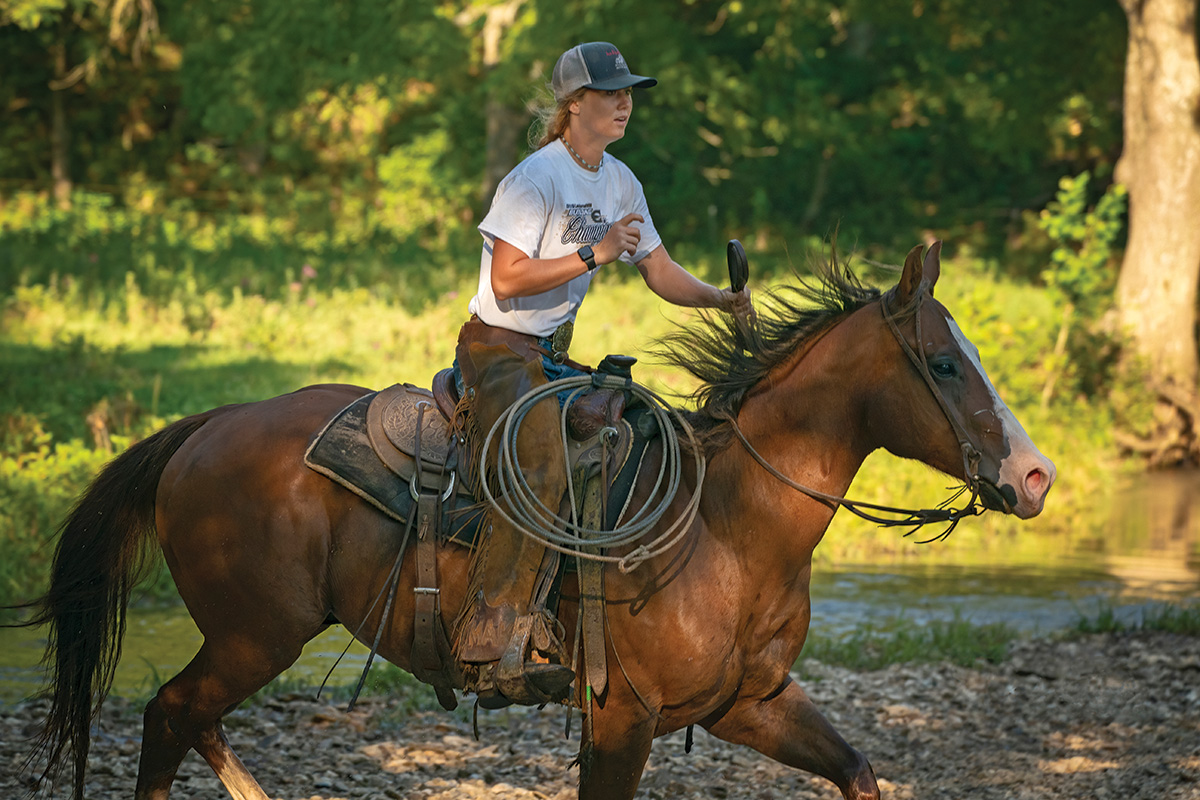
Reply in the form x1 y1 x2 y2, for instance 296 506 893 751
490 239 590 301
636 246 728 309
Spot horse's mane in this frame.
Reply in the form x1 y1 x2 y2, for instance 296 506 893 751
655 245 908 454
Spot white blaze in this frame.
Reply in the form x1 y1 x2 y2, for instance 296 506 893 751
944 317 1054 517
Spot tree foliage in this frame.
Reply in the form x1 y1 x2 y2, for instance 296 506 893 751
2 0 1126 251
528 0 1126 245
1038 171 1126 318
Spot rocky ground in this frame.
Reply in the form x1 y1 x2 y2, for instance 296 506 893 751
2 632 1198 800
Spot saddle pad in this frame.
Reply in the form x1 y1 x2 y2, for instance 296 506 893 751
306 391 486 544
305 391 408 523
305 392 659 550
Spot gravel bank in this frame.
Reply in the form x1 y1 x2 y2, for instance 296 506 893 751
2 632 1198 799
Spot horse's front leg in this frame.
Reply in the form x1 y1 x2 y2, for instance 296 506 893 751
578 701 657 800
703 676 879 800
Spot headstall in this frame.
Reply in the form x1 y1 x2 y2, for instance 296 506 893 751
726 286 986 542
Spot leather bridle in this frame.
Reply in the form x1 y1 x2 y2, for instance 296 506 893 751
725 285 988 542
880 286 986 503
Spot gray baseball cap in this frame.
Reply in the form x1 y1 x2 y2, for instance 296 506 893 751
551 42 657 102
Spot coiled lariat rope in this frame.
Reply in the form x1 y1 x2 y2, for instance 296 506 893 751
479 374 706 573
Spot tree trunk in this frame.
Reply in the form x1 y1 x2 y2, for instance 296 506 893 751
482 100 522 213
478 0 524 215
50 41 72 210
1114 0 1200 466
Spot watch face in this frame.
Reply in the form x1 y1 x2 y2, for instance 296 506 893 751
580 245 596 269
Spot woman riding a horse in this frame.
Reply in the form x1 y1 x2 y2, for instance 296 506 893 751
5 40 1057 800
451 41 753 706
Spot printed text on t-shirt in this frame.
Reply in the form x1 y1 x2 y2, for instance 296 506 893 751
560 203 612 245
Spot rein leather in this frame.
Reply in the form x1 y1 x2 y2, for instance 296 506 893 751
726 288 985 542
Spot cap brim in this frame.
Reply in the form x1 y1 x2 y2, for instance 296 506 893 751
585 74 658 92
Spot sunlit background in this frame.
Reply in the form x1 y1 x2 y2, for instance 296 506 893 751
2 0 1197 704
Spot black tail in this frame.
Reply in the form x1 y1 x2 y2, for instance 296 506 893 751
9 412 215 800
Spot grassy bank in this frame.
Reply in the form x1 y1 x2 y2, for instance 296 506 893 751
1 234 1114 608
799 599 1200 677
1072 600 1200 635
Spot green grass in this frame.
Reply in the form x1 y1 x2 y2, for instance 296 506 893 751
799 614 1019 672
1073 600 1200 635
0 239 1117 607
798 599 1200 676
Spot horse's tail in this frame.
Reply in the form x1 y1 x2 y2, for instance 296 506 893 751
9 410 218 799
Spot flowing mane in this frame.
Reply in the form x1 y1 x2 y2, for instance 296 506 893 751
656 248 898 452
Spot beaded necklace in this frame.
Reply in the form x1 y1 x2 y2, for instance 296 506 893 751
561 136 602 171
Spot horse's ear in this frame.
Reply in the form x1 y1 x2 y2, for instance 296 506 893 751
897 244 925 306
922 240 942 296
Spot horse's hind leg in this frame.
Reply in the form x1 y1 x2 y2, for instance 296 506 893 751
191 724 267 800
135 639 297 800
703 677 879 800
138 701 268 800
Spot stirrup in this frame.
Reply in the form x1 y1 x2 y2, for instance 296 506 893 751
475 661 575 709
476 614 574 708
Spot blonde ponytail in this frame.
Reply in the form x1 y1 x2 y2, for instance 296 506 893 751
529 87 587 150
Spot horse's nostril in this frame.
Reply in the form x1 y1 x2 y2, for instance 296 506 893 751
1025 468 1048 497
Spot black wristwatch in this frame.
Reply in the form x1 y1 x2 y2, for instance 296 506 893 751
577 244 598 271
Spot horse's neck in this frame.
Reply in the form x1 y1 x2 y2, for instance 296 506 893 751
705 428 861 559
704 355 874 564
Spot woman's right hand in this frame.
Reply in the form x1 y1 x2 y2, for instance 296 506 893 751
594 213 644 265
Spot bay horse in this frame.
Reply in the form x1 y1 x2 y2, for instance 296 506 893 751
13 242 1054 800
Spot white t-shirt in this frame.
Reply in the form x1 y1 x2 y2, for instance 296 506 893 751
468 139 663 338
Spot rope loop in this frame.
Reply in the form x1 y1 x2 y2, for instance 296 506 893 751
479 376 705 571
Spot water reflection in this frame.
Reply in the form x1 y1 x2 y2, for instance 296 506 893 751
0 611 377 704
1103 469 1200 594
808 470 1200 638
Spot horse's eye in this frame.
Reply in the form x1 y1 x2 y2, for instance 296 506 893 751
931 359 959 380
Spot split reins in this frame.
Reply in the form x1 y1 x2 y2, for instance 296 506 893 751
725 286 985 543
